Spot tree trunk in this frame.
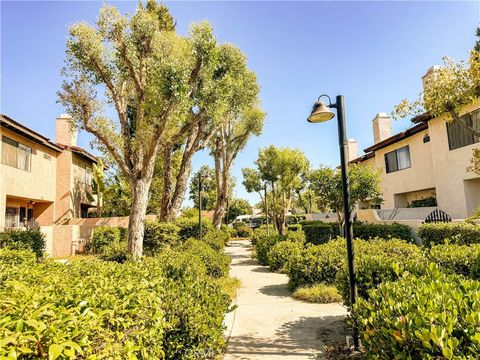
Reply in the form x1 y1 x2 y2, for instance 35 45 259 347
212 152 225 229
158 144 173 221
127 176 151 259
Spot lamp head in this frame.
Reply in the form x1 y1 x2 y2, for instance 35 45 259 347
307 100 335 123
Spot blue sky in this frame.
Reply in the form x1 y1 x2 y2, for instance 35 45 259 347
2 1 479 207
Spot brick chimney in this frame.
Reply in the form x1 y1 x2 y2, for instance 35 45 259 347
372 112 392 144
347 138 358 161
56 114 77 146
422 65 441 92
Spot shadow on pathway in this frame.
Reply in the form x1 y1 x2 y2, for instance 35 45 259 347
224 239 348 360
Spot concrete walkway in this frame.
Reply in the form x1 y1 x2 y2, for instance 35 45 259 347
224 239 349 360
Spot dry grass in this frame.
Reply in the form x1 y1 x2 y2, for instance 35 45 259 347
216 276 241 300
292 284 342 303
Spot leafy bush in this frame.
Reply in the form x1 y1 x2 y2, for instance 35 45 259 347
143 221 180 254
287 238 346 289
335 239 424 306
234 223 252 238
429 243 480 276
254 234 284 265
267 241 303 272
299 221 413 245
176 217 213 241
251 226 277 245
91 226 125 254
287 224 302 232
203 229 229 251
100 240 128 263
285 229 305 243
293 284 342 303
418 222 480 246
300 221 339 245
179 239 231 278
356 264 480 359
0 229 45 259
0 248 36 266
0 253 230 359
354 222 413 242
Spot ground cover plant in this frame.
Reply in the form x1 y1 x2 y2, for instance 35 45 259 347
292 284 342 304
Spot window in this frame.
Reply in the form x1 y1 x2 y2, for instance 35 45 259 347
385 146 411 173
1 136 32 171
74 163 92 186
5 207 18 228
446 110 480 150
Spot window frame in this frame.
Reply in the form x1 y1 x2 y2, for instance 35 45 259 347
384 145 411 174
1 136 32 172
446 110 480 151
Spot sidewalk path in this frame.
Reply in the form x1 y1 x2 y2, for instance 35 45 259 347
223 239 349 360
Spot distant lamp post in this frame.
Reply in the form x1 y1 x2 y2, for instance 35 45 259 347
198 172 210 241
307 94 359 349
264 183 270 236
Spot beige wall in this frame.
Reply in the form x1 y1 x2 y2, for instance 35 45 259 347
356 103 480 219
428 103 480 218
1 127 58 203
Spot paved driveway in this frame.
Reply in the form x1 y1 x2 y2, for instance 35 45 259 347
224 240 348 360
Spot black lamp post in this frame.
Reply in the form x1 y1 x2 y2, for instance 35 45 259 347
264 183 270 236
307 94 359 349
198 172 210 241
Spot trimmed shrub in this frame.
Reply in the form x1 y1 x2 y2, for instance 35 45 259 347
300 221 339 245
267 241 303 272
0 254 230 359
91 226 125 254
234 223 252 238
0 229 45 259
429 243 480 276
100 240 128 263
222 225 237 239
418 222 480 246
0 248 36 266
287 224 302 232
356 264 480 359
293 284 342 303
251 226 277 245
176 217 213 241
203 229 229 251
179 239 231 278
143 221 180 254
285 229 306 243
335 239 424 306
299 221 413 245
254 234 284 265
287 238 346 289
354 222 413 242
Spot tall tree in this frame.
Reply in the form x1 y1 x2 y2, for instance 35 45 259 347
309 165 383 232
211 106 265 228
246 146 310 235
59 2 226 257
225 198 253 224
158 44 261 222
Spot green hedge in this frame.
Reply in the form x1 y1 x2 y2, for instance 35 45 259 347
143 221 180 254
418 222 480 246
178 239 231 278
0 253 230 359
287 239 346 289
91 226 126 254
267 241 303 272
0 248 36 266
254 234 284 265
428 243 480 277
335 239 423 306
0 229 46 259
299 221 413 244
176 217 214 241
203 229 229 251
356 265 480 359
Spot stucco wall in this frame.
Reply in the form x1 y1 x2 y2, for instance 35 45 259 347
428 103 480 218
1 127 58 202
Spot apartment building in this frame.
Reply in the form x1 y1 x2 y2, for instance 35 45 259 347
350 67 480 219
0 114 98 230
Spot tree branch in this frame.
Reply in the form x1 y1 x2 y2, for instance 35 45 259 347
450 109 480 138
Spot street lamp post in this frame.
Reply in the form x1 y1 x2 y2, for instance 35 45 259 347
307 94 359 349
264 183 270 236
